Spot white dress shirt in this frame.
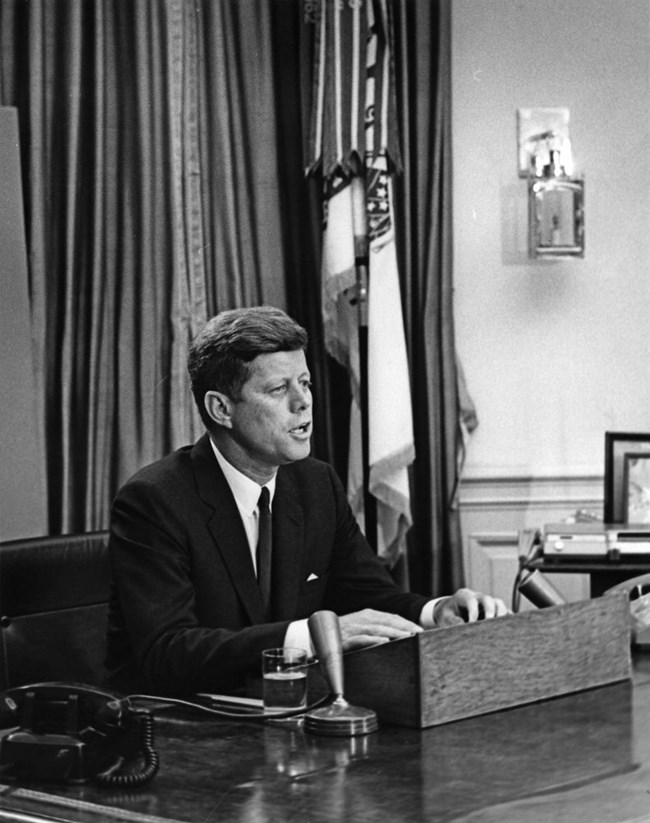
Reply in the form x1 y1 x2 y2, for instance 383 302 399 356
209 439 314 654
209 439 438 656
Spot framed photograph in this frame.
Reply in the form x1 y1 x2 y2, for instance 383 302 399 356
604 432 650 523
623 452 650 524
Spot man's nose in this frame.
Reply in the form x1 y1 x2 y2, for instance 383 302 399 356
290 383 312 410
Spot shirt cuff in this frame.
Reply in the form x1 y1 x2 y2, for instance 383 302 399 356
284 619 315 658
419 597 448 629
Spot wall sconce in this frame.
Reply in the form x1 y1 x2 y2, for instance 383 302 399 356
517 108 585 260
529 168 585 259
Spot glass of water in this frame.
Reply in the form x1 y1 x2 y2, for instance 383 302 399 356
262 647 308 715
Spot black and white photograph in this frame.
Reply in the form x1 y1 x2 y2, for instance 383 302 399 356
624 452 650 524
1 1 650 821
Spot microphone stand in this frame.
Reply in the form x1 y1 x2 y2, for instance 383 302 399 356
304 611 378 737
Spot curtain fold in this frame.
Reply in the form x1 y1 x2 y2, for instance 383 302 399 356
0 0 291 534
392 0 473 595
267 0 344 472
0 0 469 598
200 0 287 310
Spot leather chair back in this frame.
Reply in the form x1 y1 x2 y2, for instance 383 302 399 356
0 532 111 690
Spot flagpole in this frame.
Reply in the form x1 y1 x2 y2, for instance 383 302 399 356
311 0 413 563
354 238 377 553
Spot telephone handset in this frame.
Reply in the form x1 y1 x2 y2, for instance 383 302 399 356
0 682 159 786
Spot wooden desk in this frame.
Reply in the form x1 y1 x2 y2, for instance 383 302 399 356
2 656 650 823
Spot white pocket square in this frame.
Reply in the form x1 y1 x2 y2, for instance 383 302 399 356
307 573 319 582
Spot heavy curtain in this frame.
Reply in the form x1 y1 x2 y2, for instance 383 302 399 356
0 0 469 597
392 0 474 594
0 0 299 533
289 0 470 595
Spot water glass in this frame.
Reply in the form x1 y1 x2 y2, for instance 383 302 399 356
262 647 308 714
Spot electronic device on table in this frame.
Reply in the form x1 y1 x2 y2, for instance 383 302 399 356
542 522 650 560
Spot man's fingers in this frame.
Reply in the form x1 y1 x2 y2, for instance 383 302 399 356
338 609 422 646
341 635 391 651
436 611 465 627
472 593 510 620
440 589 511 624
340 608 421 632
342 621 416 640
454 588 479 621
481 595 497 619
358 609 422 632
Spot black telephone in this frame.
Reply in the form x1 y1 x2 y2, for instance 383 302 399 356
0 682 159 786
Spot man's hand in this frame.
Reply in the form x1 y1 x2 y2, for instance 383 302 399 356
433 588 510 627
338 609 423 651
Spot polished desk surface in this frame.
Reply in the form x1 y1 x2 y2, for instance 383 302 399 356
2 656 650 823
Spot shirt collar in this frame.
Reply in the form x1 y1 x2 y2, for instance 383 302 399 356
209 438 277 515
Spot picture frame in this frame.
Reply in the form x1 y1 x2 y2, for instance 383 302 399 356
604 432 650 523
623 452 650 524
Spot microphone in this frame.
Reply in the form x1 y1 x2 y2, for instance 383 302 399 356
518 569 566 608
304 611 378 737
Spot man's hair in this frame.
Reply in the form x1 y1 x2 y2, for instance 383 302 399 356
188 306 309 428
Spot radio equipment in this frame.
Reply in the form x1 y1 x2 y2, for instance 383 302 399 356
543 522 650 560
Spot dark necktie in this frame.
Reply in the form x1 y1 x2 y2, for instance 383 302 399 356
256 486 272 614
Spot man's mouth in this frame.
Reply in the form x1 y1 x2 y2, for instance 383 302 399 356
289 422 311 435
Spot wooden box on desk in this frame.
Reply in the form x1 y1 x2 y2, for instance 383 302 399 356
339 593 632 728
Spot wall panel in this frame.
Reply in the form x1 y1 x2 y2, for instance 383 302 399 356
0 107 47 540
459 474 601 607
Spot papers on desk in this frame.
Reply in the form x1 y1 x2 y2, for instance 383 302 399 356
196 693 264 714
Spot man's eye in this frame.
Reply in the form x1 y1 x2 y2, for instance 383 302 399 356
301 380 312 390
270 385 287 395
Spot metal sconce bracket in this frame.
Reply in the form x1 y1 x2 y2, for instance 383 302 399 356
528 176 585 259
518 108 584 260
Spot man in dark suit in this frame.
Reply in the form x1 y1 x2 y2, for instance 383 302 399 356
106 306 507 697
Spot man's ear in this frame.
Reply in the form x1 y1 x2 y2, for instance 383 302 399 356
204 391 234 429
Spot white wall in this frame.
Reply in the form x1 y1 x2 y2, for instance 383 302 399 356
452 0 650 599
453 0 650 480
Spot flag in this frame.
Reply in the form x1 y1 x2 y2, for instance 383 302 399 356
308 0 414 563
364 154 414 561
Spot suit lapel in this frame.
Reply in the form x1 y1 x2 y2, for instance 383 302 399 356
190 434 267 623
271 468 305 621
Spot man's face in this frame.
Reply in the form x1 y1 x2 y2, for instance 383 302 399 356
225 349 313 482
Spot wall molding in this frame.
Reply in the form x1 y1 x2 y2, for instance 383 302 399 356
465 528 590 605
458 473 604 516
458 473 600 602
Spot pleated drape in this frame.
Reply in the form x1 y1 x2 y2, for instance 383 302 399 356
0 0 471 596
0 0 289 533
393 0 475 595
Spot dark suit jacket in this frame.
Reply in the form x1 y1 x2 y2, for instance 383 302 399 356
105 433 429 696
